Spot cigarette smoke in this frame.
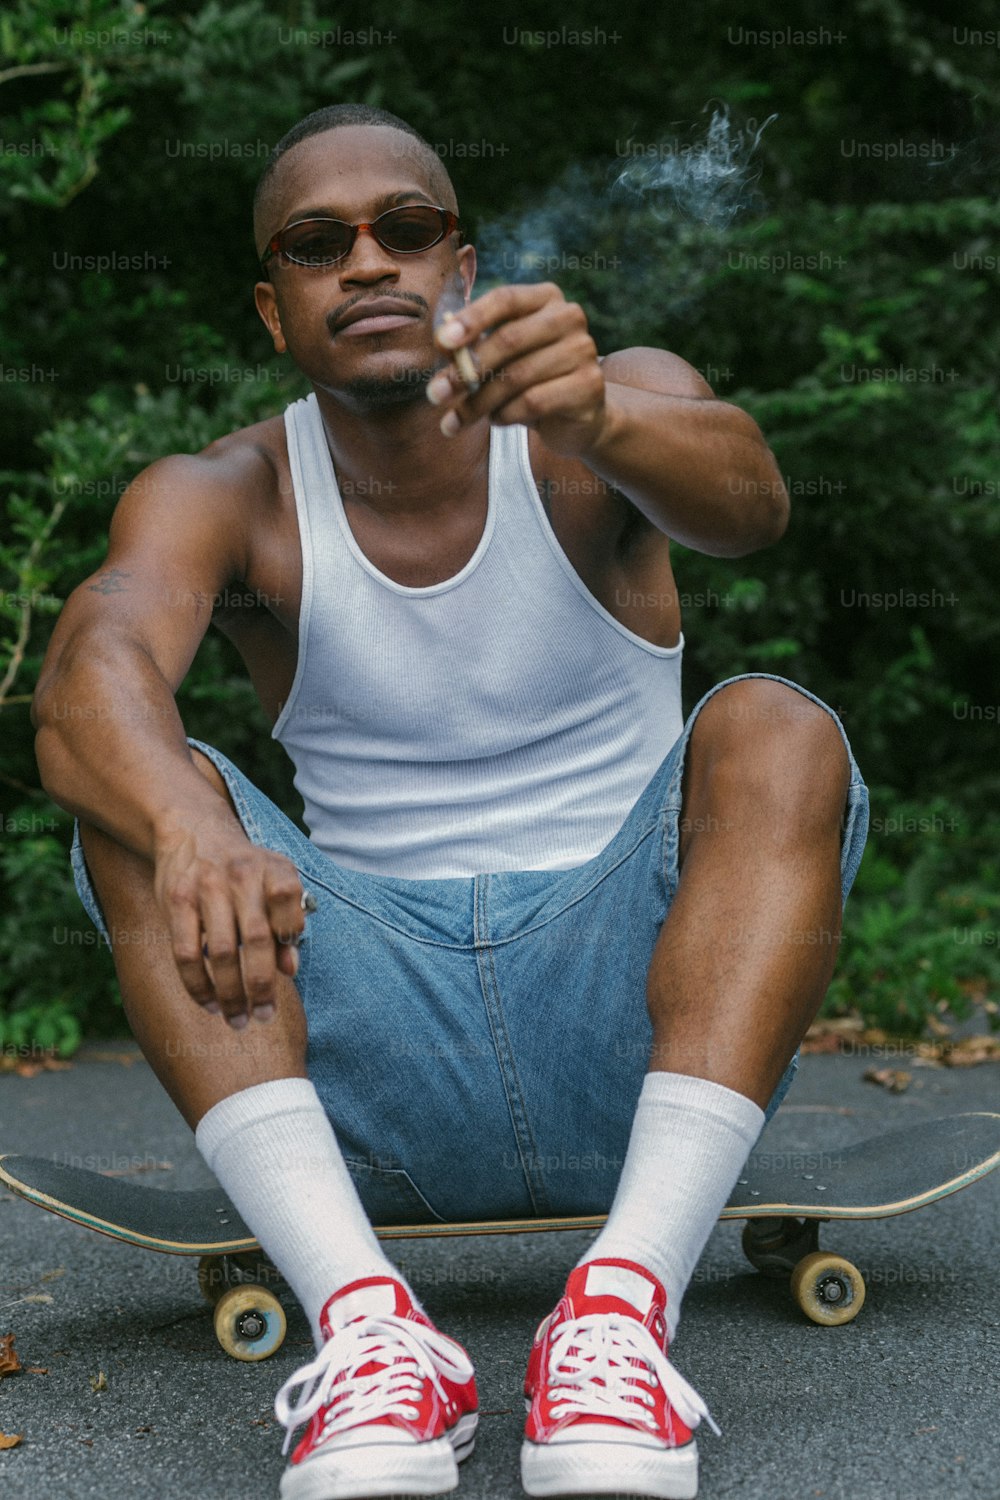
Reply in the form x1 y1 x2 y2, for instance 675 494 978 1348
471 105 776 346
433 269 467 329
610 106 776 227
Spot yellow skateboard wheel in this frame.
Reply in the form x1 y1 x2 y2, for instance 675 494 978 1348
790 1251 866 1326
213 1284 287 1360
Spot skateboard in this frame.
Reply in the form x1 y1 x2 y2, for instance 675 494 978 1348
2 1111 997 1359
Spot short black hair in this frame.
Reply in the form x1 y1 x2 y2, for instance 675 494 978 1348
253 104 457 246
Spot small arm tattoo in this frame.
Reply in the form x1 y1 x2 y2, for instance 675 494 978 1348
88 568 131 595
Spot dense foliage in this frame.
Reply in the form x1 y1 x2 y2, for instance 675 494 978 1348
2 0 999 1055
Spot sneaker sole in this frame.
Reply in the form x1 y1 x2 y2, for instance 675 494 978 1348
281 1413 477 1500
520 1433 699 1499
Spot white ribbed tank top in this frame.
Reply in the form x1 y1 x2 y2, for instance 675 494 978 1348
273 393 684 878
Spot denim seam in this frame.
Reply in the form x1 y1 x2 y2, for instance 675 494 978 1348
473 874 550 1214
479 823 662 946
293 874 477 950
341 1159 447 1225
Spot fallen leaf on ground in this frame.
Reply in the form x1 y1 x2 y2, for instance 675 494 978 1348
807 1017 865 1035
0 1431 23 1449
0 1334 21 1378
941 1036 1000 1066
804 1015 1000 1067
25 1367 48 1375
89 1371 107 1392
863 1066 912 1093
800 1031 845 1055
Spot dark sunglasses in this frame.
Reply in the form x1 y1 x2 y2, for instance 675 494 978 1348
261 205 462 269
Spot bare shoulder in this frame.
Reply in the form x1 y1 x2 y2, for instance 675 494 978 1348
126 412 286 512
106 412 289 568
598 346 716 399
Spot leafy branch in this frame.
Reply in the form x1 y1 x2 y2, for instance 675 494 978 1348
0 483 68 711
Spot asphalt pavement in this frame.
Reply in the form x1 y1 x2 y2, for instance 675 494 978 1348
1 1043 998 1500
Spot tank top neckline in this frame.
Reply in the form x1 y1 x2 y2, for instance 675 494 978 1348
305 393 500 598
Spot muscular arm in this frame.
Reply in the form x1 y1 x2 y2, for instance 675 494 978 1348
33 454 245 853
584 348 790 558
431 285 790 558
32 449 304 1019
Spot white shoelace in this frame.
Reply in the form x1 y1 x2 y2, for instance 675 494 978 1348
274 1313 474 1457
543 1313 721 1438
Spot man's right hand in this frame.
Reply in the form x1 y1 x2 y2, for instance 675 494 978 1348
153 827 307 1027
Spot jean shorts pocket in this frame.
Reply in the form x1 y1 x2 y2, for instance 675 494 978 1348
344 1159 446 1226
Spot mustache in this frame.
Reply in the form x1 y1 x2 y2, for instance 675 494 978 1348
325 291 428 335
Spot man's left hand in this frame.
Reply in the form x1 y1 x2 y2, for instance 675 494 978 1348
427 282 609 459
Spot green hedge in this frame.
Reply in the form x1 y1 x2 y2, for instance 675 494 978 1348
2 0 998 1051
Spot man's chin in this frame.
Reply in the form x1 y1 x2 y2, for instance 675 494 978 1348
339 362 434 413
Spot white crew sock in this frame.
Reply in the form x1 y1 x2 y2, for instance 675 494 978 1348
195 1077 410 1349
580 1071 764 1340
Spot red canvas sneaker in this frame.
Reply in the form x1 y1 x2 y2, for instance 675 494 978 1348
275 1275 478 1499
521 1258 720 1499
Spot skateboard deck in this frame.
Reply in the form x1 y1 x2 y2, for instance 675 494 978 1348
3 1111 998 1353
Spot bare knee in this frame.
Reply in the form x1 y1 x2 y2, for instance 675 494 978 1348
684 680 851 841
694 681 847 778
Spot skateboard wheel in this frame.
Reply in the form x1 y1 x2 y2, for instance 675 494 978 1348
213 1285 287 1361
790 1251 866 1326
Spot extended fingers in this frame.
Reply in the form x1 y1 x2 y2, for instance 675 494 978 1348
165 879 217 1009
159 843 307 1026
201 858 258 1022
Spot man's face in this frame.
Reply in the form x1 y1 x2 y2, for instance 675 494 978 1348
254 125 475 412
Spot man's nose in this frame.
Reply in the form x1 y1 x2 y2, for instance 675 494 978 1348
338 226 401 281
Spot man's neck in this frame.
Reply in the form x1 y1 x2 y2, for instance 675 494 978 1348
313 387 489 520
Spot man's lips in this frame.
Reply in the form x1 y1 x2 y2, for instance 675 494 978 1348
331 299 422 337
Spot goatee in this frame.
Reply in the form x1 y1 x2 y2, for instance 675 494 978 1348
342 364 434 412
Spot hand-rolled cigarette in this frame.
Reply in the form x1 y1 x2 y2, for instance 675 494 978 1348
442 311 480 391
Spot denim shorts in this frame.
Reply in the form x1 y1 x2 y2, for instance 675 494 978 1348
71 673 868 1225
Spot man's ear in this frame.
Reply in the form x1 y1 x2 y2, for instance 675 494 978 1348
457 242 477 302
254 279 287 354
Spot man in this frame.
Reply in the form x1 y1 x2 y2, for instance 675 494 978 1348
33 104 868 1500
